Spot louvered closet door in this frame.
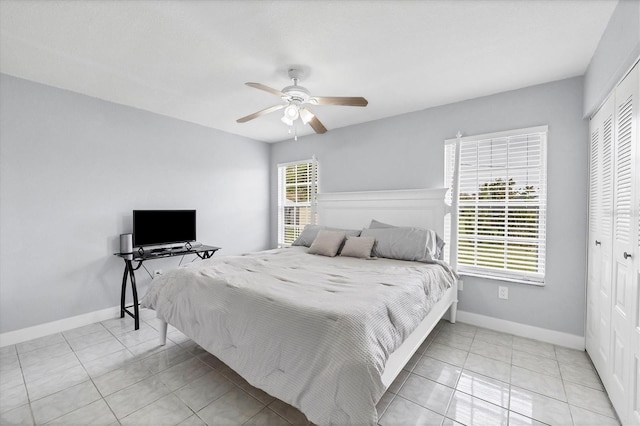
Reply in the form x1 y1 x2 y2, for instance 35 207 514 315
610 63 638 422
628 63 640 426
587 95 615 378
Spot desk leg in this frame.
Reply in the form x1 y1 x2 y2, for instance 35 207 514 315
126 260 140 330
120 265 128 319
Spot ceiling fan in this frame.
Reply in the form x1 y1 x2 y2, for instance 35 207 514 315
236 68 368 135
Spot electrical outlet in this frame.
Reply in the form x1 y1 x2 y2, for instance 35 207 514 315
458 279 464 291
154 270 162 276
498 286 508 300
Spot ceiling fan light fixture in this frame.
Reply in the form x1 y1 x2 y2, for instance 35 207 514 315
299 108 313 125
283 103 299 121
281 115 294 126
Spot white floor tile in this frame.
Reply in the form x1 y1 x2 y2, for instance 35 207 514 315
474 329 513 348
156 357 213 391
560 363 604 390
16 333 65 354
0 383 28 414
174 370 233 412
18 342 72 368
464 353 511 383
47 398 117 425
510 385 573 425
244 407 291 426
469 339 512 364
22 352 81 384
446 390 508 426
433 330 473 351
412 355 462 388
25 364 89 401
512 336 556 360
511 349 561 378
0 403 34 425
439 322 477 338
30 380 101 424
510 365 566 401
105 375 171 419
570 404 621 426
0 368 24 392
424 343 468 367
198 388 264 426
456 369 510 408
379 395 443 426
120 393 193 426
564 381 617 418
92 360 153 396
397 373 454 415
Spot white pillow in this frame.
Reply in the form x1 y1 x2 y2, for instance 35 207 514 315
361 227 437 262
308 230 346 257
340 236 376 259
292 225 361 247
369 219 445 260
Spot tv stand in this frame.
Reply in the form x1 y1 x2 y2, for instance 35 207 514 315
114 244 220 330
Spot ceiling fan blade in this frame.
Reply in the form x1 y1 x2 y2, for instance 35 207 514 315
245 82 286 97
236 104 285 123
311 96 368 107
299 108 327 134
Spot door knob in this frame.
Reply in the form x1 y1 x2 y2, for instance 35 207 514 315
595 240 601 246
623 252 632 260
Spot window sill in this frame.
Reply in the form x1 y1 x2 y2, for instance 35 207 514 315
458 271 545 287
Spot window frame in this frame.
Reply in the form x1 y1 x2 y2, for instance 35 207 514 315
277 158 318 247
445 125 548 285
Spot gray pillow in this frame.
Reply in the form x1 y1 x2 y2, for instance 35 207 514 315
308 230 346 257
292 225 361 247
339 236 376 259
369 219 445 260
361 227 438 263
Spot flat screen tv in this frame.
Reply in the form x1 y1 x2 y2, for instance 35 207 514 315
133 210 196 248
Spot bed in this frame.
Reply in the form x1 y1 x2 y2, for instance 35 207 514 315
142 188 458 425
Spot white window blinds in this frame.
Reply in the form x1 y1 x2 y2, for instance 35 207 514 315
445 126 548 284
277 158 318 246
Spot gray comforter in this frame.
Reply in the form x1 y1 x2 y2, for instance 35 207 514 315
142 247 455 425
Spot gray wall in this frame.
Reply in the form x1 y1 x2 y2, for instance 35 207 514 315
584 0 640 117
0 74 271 334
270 77 588 336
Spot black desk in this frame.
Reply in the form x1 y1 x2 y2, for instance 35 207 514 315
114 245 221 330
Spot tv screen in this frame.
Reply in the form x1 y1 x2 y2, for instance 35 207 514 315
133 210 196 247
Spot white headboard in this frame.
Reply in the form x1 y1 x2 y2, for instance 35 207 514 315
316 188 449 236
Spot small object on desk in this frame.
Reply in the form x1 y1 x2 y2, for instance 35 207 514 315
114 244 221 330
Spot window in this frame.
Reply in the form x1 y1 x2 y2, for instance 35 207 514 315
277 158 318 246
445 126 547 284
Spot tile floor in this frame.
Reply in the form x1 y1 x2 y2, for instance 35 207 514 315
0 310 621 425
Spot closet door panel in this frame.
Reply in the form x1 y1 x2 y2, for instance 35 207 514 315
587 95 615 376
587 114 602 362
611 63 638 423
629 63 640 426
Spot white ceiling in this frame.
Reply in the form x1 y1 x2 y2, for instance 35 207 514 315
0 0 617 143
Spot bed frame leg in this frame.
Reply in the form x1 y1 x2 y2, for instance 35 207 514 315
158 318 168 346
449 301 458 324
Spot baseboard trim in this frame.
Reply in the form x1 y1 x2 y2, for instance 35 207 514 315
456 310 585 350
0 306 121 347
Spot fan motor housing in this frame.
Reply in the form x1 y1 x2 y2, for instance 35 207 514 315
282 85 310 103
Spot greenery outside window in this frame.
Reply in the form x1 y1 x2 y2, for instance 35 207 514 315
445 126 548 284
277 158 318 246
